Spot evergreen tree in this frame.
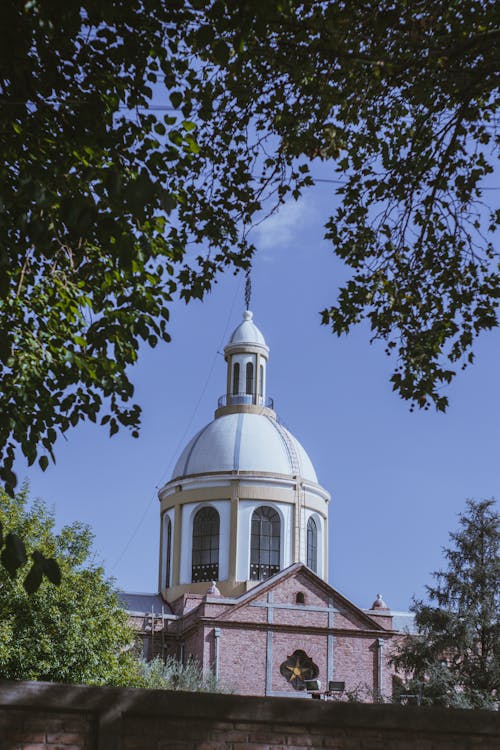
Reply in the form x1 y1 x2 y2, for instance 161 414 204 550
393 499 500 709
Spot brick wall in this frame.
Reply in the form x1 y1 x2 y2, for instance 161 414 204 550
0 680 499 750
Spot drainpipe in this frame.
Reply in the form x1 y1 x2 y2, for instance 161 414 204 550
214 627 221 681
377 638 384 701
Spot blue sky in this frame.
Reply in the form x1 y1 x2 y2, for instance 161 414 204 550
17 181 500 613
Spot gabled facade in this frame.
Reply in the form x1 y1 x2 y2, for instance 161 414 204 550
122 563 401 699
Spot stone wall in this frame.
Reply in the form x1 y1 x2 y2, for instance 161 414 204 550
0 680 498 750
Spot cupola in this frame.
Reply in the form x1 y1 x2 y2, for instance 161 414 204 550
216 310 273 418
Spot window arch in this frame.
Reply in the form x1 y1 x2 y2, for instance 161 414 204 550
192 507 219 582
250 506 280 581
307 516 318 573
164 515 172 588
232 362 240 395
246 361 254 395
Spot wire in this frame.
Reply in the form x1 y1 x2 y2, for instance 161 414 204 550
110 275 244 572
311 177 500 190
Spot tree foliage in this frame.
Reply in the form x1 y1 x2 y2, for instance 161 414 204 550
0 1 498 494
0 0 262 494
194 0 499 412
0 486 135 683
393 499 500 709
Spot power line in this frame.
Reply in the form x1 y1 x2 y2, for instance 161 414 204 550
110 275 244 573
311 176 500 190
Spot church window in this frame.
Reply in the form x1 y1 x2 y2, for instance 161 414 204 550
250 506 280 581
280 649 319 691
165 515 172 588
296 592 305 605
259 364 264 396
307 516 317 573
246 362 254 395
232 362 240 395
192 507 219 583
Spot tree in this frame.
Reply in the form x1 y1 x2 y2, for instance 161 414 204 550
1 1 498 498
193 0 499 412
0 0 262 496
0 485 135 684
393 499 500 709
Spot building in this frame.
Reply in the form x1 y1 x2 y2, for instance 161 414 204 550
120 311 412 699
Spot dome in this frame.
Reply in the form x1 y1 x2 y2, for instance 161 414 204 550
172 412 318 483
228 310 266 347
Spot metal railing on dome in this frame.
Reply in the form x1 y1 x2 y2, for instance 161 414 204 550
217 393 274 409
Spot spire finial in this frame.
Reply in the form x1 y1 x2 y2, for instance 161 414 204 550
244 268 252 311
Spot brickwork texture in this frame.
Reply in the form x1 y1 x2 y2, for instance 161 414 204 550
0 680 498 750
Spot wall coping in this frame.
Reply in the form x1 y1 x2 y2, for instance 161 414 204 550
0 680 498 738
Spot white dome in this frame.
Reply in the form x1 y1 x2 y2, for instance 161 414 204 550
228 310 266 346
172 413 318 483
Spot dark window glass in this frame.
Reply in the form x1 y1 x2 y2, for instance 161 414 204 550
307 516 317 573
259 364 264 396
296 592 305 605
250 506 280 581
232 362 240 395
246 361 254 395
192 507 219 582
165 515 172 588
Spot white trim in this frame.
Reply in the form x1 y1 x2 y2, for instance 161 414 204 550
237 500 293 581
302 509 325 579
160 509 175 590
179 500 231 584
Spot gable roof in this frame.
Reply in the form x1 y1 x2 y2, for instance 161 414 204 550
215 563 387 631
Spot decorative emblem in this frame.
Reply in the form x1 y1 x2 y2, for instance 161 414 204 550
280 650 319 690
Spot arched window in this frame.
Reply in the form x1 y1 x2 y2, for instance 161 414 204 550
164 515 172 588
246 361 254 395
259 364 264 397
250 506 280 581
296 592 305 605
307 516 318 573
232 362 240 395
192 507 219 582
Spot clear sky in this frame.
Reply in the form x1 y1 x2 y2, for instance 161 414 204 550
15 180 500 613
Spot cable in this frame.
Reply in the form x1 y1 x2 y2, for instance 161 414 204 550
110 275 244 572
311 177 500 190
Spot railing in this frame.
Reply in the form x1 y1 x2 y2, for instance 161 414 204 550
191 563 219 583
217 393 274 409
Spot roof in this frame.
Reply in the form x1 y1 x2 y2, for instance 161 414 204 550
227 310 266 347
117 591 172 616
171 412 318 482
390 612 417 634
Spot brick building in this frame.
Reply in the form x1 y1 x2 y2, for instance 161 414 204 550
120 311 413 699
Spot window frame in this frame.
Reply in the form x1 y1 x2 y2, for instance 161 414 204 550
306 516 318 573
250 505 281 581
191 506 220 583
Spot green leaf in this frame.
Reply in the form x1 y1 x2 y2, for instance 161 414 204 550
1 533 27 576
23 558 44 594
39 455 49 471
213 40 230 65
42 556 62 585
169 91 183 109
